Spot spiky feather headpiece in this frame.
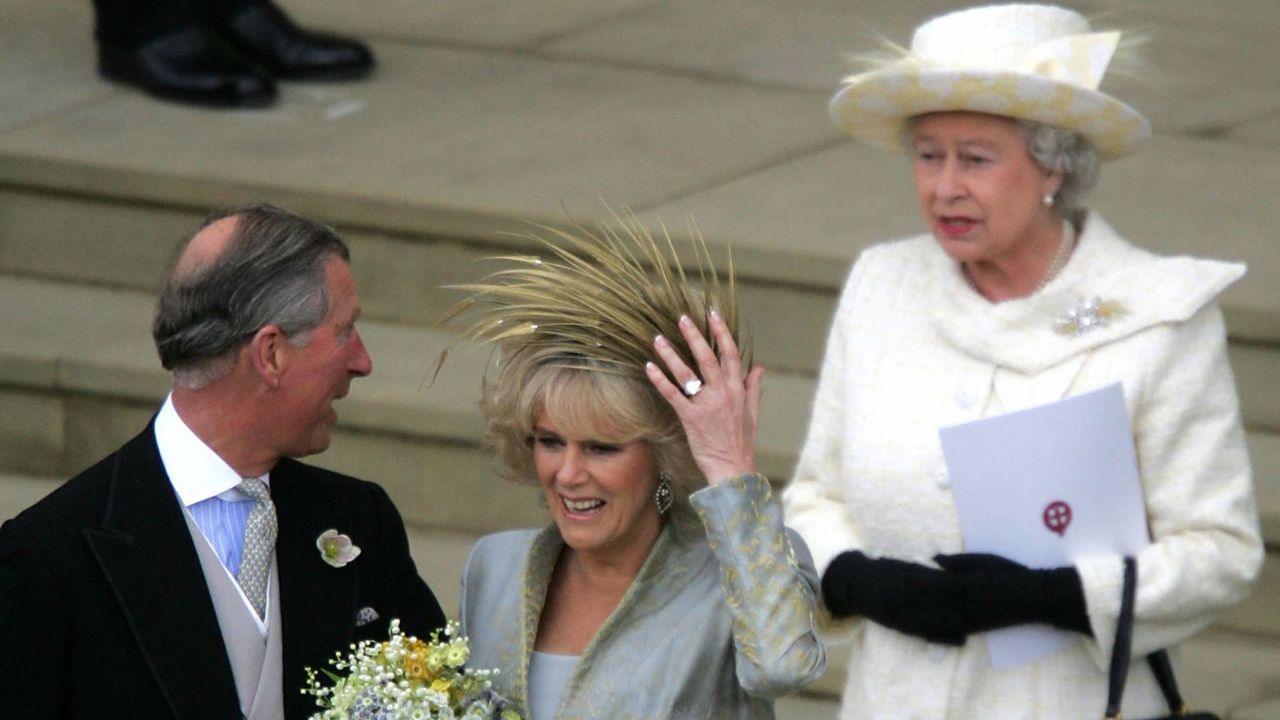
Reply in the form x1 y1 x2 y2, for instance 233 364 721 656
439 211 747 382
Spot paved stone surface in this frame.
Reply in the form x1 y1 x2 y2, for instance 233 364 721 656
3 271 1277 540
645 140 921 285
0 189 193 291
0 0 101 133
2 0 1277 338
0 474 60 522
1094 136 1280 339
1235 698 1280 720
0 275 813 477
0 389 65 476
1252 433 1280 544
1178 629 1280 718
278 0 652 48
0 44 838 225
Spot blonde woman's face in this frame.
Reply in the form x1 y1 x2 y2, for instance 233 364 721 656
911 112 1060 268
532 411 661 561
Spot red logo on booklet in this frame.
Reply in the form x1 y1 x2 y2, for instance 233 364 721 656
1043 501 1072 537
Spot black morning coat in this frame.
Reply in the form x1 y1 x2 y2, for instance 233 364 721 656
0 423 446 719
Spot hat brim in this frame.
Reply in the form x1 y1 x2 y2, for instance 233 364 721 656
829 68 1150 160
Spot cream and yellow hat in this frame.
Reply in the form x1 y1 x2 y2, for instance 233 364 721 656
829 3 1150 159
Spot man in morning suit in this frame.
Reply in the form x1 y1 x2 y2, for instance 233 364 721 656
0 204 445 718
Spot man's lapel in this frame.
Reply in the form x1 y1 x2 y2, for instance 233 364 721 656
83 427 241 720
272 459 359 711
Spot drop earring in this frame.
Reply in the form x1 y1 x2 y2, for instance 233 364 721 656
655 471 673 514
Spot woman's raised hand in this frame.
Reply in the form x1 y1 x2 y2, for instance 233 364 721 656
644 310 764 485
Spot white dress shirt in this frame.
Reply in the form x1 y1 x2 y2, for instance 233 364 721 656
155 394 271 633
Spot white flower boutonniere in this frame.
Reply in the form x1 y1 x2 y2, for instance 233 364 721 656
316 529 361 568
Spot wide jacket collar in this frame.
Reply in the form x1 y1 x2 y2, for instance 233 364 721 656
514 526 709 714
272 457 361 720
85 427 359 720
924 212 1245 374
84 425 242 720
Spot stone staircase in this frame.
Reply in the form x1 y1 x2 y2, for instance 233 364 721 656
2 0 1278 717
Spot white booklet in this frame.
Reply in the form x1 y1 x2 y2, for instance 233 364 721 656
939 383 1149 668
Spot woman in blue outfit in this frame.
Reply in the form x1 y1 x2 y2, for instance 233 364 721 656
451 219 826 719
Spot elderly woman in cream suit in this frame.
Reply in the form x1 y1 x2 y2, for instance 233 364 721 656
451 219 825 719
782 5 1263 720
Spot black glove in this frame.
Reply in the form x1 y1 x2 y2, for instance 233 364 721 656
933 553 1092 636
821 551 968 646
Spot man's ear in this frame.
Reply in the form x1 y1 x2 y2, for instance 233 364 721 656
248 325 287 389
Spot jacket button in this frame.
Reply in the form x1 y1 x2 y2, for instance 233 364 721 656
935 467 950 489
954 387 977 408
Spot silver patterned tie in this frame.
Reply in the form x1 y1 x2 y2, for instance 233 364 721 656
235 477 277 620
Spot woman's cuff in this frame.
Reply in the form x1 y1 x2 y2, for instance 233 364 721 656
689 471 772 514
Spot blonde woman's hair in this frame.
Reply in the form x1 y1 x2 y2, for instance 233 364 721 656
442 212 748 540
482 349 704 537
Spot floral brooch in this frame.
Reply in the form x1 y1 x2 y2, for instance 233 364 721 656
1054 296 1127 336
317 529 361 568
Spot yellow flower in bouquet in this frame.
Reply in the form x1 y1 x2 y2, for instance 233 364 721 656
302 619 520 720
402 651 429 681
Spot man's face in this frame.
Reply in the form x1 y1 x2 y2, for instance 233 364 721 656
274 258 372 458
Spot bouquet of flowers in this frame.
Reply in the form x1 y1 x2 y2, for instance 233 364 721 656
303 619 520 720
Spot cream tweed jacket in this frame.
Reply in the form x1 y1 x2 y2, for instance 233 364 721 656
782 213 1263 720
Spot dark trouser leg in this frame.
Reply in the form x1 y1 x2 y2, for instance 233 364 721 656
92 0 277 107
90 0 205 49
204 0 260 23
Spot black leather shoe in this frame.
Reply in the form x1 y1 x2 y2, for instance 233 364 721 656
217 3 375 81
99 27 277 108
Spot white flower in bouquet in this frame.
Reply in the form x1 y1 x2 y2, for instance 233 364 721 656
303 619 519 720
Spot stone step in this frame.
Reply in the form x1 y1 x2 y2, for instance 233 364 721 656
2 186 1278 433
2 273 1277 535
2 272 1278 641
0 273 813 533
1235 699 1280 720
4 0 1280 349
0 186 839 376
0 474 60 522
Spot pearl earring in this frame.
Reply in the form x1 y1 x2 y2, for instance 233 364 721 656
1043 193 1055 207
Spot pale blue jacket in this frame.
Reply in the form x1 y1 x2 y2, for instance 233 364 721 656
460 473 826 720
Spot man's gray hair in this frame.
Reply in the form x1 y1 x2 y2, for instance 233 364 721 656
152 203 351 388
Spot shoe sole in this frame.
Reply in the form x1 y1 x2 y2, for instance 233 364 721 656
98 50 278 110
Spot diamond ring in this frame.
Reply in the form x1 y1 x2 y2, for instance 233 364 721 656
683 378 703 397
